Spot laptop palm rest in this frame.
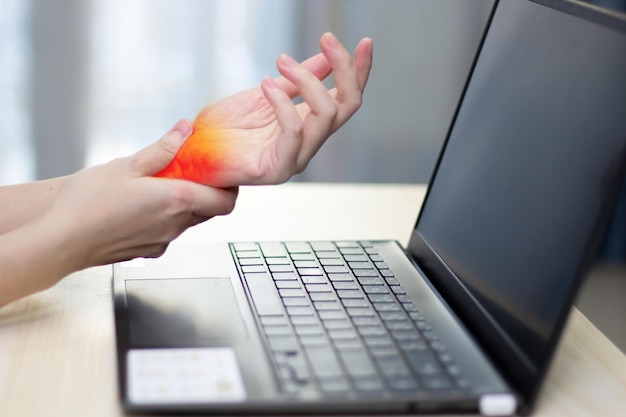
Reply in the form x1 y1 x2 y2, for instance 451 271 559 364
126 277 250 347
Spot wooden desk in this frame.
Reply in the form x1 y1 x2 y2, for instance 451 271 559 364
0 183 625 417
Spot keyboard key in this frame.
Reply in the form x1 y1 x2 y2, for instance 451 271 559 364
327 273 353 282
390 286 406 295
313 301 341 311
352 316 381 326
319 377 350 394
290 316 318 326
315 251 341 259
318 310 345 320
242 265 266 273
421 374 453 390
260 242 287 257
386 321 414 331
272 272 297 281
337 290 363 299
332 281 359 290
363 336 393 348
260 316 289 326
376 357 411 377
309 292 336 301
324 265 349 274
267 336 299 352
311 242 336 251
357 277 384 285
294 260 318 268
304 346 343 379
363 285 389 294
245 273 283 316
322 319 352 330
341 298 369 308
266 257 290 265
319 258 344 266
328 329 358 340
290 253 315 261
346 307 375 317
286 242 312 253
275 281 302 289
305 283 331 292
354 376 384 392
236 251 261 258
338 350 377 377
373 303 401 312
343 254 368 262
334 339 364 350
233 242 258 251
388 375 418 391
385 277 400 285
339 247 363 255
299 268 323 276
282 297 309 307
369 346 399 358
295 325 324 337
368 294 395 303
299 336 330 347
238 258 263 266
405 350 443 376
286 306 314 316
348 262 372 269
264 326 293 336
270 264 294 273
379 311 408 321
353 270 379 278
302 276 326 284
357 326 387 337
279 288 305 297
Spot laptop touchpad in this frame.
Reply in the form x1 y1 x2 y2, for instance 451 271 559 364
125 278 250 347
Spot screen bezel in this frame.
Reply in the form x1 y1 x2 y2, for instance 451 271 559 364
407 0 626 413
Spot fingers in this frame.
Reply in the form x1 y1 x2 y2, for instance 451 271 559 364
273 53 332 99
129 119 194 176
267 34 372 170
320 33 373 122
182 183 239 219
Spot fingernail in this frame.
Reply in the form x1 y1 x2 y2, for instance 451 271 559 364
279 54 297 68
324 32 339 48
262 76 279 89
172 119 193 138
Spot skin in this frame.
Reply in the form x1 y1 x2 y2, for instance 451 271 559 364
156 32 373 187
0 32 373 307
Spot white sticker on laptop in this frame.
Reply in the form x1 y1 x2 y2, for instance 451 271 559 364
127 348 246 404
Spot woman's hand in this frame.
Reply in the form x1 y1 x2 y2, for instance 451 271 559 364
37 120 238 271
156 32 373 187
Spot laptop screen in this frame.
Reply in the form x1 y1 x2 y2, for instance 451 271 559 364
409 0 626 405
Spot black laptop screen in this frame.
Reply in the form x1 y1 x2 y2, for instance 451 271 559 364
409 0 626 404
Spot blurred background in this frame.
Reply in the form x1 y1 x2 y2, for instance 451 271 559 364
1 0 625 350
0 0 493 184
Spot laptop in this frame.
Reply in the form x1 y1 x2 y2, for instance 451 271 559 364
113 0 626 415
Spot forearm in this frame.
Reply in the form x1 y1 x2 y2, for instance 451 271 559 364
0 217 78 307
0 176 69 234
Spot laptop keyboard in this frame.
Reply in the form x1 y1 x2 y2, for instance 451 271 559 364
231 241 468 396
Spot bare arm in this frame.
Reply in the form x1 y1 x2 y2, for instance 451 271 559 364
0 121 238 307
0 176 68 234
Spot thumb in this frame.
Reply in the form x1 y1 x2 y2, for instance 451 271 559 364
129 119 193 176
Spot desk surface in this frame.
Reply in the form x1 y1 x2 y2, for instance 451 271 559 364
0 183 625 417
